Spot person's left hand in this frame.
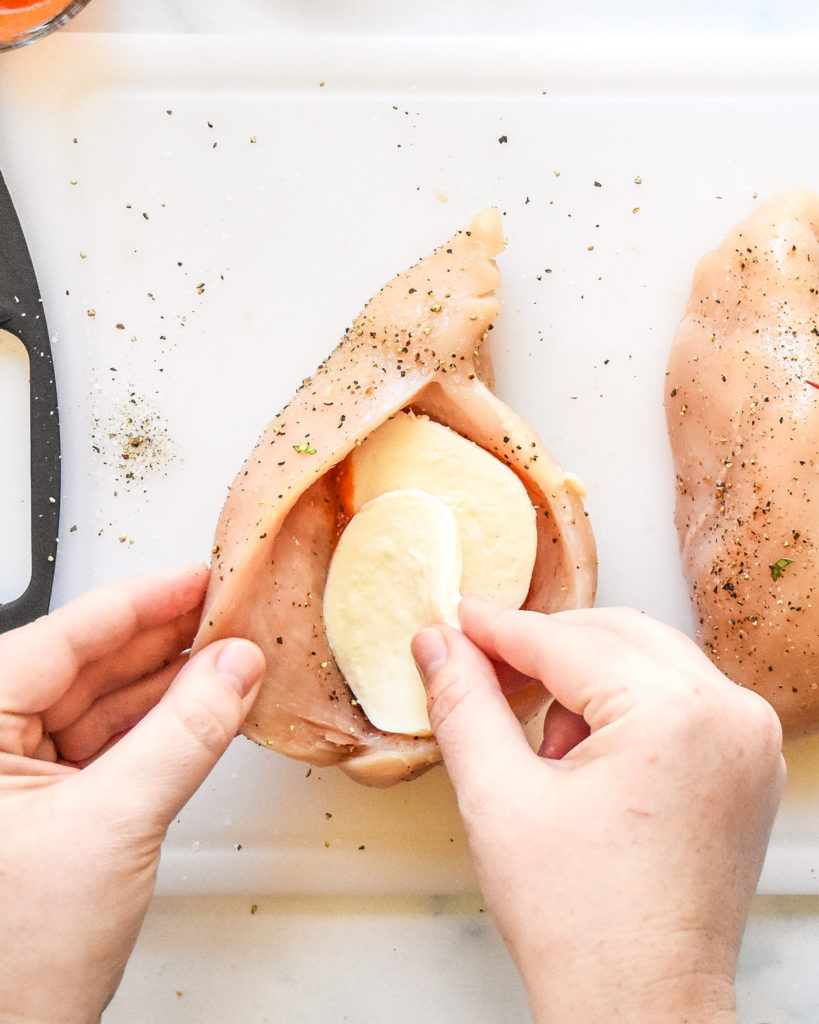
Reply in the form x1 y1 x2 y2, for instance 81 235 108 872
0 564 265 1024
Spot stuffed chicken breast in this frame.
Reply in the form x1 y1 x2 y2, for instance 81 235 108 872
194 210 597 784
667 189 819 737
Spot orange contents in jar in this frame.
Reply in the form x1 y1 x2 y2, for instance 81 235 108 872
0 0 83 45
0 1 50 11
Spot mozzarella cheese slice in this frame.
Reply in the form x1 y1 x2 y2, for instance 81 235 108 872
349 412 537 607
323 489 462 736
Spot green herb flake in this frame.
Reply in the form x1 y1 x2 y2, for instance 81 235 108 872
293 441 317 455
770 557 794 581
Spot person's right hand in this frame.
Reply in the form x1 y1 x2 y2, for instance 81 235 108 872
412 600 786 1024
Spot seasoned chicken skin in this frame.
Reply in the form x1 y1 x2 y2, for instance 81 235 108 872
667 189 819 736
193 210 597 785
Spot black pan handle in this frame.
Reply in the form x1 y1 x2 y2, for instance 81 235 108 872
0 171 60 633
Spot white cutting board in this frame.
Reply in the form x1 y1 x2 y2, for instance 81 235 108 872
0 33 818 894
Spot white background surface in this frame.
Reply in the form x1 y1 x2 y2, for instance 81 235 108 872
59 0 819 36
2 3 819 1021
5 29 819 897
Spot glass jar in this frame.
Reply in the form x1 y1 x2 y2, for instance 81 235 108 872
0 0 92 52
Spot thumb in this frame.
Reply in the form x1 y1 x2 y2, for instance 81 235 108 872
412 625 533 798
84 638 265 832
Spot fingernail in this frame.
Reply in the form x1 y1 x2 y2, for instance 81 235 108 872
216 640 265 698
411 627 448 682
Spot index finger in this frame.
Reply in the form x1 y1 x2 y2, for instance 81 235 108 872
457 598 716 727
0 564 209 715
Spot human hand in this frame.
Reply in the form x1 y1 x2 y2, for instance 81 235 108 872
412 600 785 1024
0 565 264 1024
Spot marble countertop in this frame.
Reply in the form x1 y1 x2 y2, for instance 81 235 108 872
7 3 819 1021
102 893 819 1024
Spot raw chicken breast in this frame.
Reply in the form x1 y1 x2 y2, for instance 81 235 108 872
667 189 819 737
194 210 597 784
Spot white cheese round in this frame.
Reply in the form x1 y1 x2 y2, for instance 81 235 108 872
350 412 537 607
323 489 462 736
